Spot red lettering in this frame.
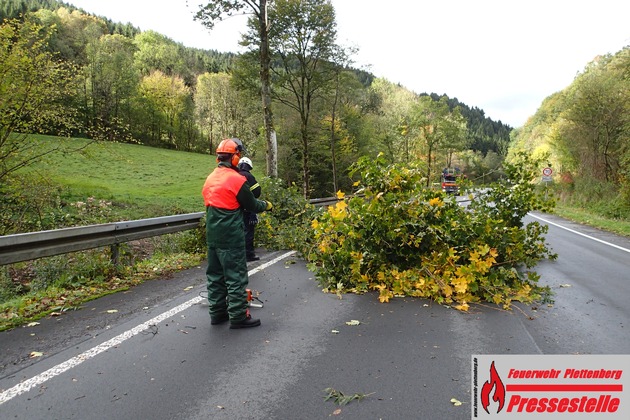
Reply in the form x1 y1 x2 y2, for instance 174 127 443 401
558 398 569 412
596 395 603 411
578 396 587 412
609 398 619 412
505 394 620 414
518 396 528 412
507 395 521 412
508 368 516 378
526 398 537 412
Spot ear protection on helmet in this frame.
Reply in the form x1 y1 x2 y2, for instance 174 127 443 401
230 152 241 168
216 138 244 167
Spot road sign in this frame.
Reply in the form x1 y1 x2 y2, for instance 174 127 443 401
542 167 553 176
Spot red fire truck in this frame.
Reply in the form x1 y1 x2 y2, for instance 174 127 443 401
441 168 460 195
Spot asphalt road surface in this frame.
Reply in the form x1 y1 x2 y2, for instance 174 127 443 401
1 212 628 419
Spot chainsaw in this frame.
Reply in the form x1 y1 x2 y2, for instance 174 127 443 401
246 288 264 308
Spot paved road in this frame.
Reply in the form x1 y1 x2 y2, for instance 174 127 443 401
0 213 628 419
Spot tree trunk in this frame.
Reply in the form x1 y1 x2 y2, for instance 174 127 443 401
258 0 278 178
301 119 309 198
330 72 339 193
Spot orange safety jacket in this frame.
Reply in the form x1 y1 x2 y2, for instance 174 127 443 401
203 165 247 209
202 162 267 248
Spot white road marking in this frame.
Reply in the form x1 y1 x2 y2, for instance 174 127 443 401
0 250 297 405
529 213 630 254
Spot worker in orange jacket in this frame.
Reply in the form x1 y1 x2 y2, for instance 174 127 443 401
201 138 272 329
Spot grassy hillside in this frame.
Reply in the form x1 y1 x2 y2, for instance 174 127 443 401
23 135 264 221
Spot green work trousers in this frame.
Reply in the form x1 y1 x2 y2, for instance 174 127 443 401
206 246 249 322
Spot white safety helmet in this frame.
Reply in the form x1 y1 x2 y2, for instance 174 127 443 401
238 157 253 170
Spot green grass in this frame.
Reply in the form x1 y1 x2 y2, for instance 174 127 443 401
553 203 630 237
23 135 265 220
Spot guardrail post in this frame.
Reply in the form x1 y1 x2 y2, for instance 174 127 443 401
110 244 120 267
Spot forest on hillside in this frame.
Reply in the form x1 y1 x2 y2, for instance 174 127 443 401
1 0 513 199
510 47 629 219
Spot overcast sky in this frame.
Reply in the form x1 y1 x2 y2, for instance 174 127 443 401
64 0 629 127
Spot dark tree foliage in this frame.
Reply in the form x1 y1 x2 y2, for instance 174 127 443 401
180 46 237 81
423 93 513 156
2 0 237 81
0 0 60 21
1 0 141 37
352 67 374 87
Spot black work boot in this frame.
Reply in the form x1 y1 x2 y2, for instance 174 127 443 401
229 314 261 329
246 255 260 262
210 312 229 325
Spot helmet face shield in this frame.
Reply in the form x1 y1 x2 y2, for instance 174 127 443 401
231 138 244 153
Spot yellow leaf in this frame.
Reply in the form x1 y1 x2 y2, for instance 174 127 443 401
345 320 361 326
106 309 118 314
183 286 193 291
454 302 469 311
30 351 43 358
451 398 463 406
336 190 345 199
378 289 392 303
26 322 40 327
451 276 468 294
429 197 443 207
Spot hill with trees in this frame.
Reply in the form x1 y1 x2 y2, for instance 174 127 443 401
1 0 512 198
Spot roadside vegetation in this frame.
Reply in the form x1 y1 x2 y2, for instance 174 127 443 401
1 2 627 330
0 135 627 331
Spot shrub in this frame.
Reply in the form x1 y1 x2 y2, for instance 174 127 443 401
307 152 556 310
255 177 318 252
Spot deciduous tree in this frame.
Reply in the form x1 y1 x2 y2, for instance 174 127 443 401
138 71 191 148
410 96 466 186
0 18 78 184
264 0 339 197
195 0 279 177
84 34 138 141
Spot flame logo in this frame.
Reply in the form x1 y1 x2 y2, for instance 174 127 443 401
481 361 506 414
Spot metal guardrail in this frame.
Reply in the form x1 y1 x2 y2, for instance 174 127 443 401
0 212 205 266
0 196 343 266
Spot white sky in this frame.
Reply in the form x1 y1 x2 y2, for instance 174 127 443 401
63 0 629 127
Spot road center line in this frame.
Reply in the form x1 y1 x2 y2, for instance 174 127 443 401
0 250 297 405
529 213 630 254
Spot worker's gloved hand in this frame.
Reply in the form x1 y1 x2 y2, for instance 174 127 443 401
265 201 273 211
